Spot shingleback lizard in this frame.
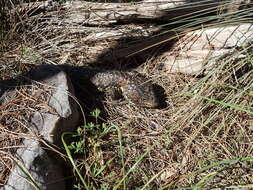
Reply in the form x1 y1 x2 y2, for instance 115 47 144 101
0 65 160 108
90 71 159 108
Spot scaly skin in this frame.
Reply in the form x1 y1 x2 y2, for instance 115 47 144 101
90 71 159 108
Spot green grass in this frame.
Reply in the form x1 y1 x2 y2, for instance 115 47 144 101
62 109 152 190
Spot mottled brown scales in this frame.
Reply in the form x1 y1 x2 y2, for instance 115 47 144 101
91 71 159 108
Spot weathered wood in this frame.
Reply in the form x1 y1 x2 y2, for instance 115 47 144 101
162 23 253 75
13 0 253 75
15 0 250 25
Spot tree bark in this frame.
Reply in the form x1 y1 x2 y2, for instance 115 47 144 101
15 0 250 25
12 0 253 74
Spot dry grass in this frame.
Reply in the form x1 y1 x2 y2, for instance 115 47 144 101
0 81 55 185
83 55 253 189
1 1 253 189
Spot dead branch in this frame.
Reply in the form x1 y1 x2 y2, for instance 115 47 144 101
15 0 251 25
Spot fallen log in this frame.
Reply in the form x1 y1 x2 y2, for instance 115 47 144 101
14 0 251 25
10 0 253 75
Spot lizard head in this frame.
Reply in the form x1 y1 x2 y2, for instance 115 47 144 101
122 83 160 108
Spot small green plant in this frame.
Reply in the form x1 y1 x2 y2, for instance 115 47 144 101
91 108 101 123
62 108 118 189
62 108 151 189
